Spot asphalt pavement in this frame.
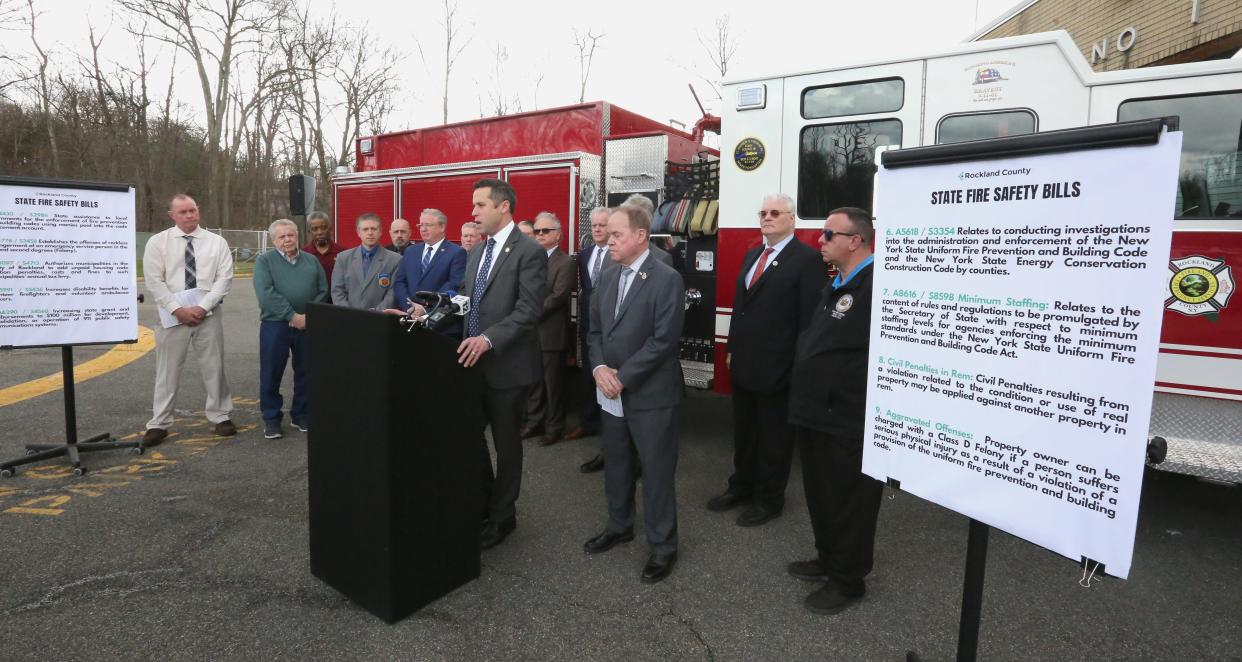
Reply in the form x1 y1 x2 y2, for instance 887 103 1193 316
0 283 1238 661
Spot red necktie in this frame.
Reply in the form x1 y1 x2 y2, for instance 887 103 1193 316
748 247 774 289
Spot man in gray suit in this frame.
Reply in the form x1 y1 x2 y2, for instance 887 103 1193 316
458 178 547 550
583 204 685 584
331 213 401 311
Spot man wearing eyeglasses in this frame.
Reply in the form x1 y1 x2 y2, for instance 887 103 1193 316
707 194 827 527
786 206 883 616
391 208 467 336
523 212 576 445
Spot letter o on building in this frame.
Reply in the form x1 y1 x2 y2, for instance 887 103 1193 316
1117 27 1138 52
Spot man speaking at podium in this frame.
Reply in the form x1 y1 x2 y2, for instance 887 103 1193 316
458 179 547 550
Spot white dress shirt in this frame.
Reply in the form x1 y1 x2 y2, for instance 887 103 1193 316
143 225 233 314
743 232 795 288
422 239 443 265
478 221 516 284
586 243 608 285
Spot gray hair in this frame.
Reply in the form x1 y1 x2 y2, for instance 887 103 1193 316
764 193 796 214
307 210 330 224
623 194 655 215
420 208 447 225
534 211 561 230
517 220 535 230
460 221 481 233
589 206 611 220
268 218 299 238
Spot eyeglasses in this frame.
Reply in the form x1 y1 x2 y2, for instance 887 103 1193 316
758 209 790 219
822 228 862 242
533 228 558 235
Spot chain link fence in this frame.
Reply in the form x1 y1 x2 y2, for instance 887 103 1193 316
207 228 270 264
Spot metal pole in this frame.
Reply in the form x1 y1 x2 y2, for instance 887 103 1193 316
61 346 81 468
956 519 990 662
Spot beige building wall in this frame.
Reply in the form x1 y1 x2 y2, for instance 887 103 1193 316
980 0 1242 71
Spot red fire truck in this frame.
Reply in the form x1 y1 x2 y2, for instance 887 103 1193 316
332 31 1242 483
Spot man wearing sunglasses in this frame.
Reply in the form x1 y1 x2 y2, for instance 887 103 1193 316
786 206 883 616
707 193 827 527
524 212 576 445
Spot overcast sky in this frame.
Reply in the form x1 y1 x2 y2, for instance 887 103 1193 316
23 0 1020 145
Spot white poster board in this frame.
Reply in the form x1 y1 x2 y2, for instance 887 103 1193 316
0 180 139 348
862 132 1183 579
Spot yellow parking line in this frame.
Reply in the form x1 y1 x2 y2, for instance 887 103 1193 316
0 325 156 408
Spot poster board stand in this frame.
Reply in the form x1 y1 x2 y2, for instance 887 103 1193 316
865 119 1180 662
0 176 143 477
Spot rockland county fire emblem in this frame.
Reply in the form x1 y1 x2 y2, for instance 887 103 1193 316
1166 255 1235 318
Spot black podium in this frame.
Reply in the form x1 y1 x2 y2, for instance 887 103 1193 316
306 303 485 623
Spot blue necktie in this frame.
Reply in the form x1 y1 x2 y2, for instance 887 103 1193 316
467 238 496 337
422 245 432 271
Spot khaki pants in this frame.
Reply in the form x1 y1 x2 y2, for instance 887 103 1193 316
147 309 233 429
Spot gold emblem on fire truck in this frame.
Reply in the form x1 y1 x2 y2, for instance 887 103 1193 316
1166 255 1234 318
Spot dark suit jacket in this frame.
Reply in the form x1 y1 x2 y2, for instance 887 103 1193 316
587 251 685 412
789 263 873 438
461 226 548 389
539 249 575 351
577 244 608 341
728 238 828 393
392 240 467 309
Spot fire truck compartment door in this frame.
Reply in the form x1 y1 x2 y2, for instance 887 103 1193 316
400 169 501 242
333 179 396 248
504 163 577 255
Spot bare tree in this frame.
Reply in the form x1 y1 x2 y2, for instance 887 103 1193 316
24 0 59 173
416 0 472 124
695 14 739 101
117 0 288 226
481 44 522 117
0 0 32 99
572 28 604 104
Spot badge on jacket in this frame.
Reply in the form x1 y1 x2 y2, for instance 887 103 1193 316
832 293 854 319
378 273 391 288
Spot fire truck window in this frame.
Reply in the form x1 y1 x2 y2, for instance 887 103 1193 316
798 119 903 219
937 110 1036 145
802 78 904 120
1119 91 1242 219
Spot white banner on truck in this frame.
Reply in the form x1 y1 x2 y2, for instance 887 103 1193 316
0 182 138 348
862 132 1183 578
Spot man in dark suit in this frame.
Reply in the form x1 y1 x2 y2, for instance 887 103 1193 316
786 206 881 615
708 193 827 527
574 205 673 474
566 207 610 448
391 208 468 336
458 178 547 550
524 212 576 445
583 204 685 584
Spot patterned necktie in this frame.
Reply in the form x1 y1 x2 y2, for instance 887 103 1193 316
615 267 633 316
467 238 496 337
748 246 774 289
590 246 604 285
183 236 197 289
422 245 433 271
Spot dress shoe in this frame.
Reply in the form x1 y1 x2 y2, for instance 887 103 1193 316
787 559 830 582
213 420 237 437
706 490 750 512
539 434 561 447
640 551 678 584
520 425 543 439
142 428 168 447
803 582 864 615
564 426 595 441
737 504 782 527
583 528 634 554
480 517 516 550
579 454 605 473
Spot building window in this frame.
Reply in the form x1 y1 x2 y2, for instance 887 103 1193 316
802 78 904 120
937 109 1037 144
798 120 903 219
1119 91 1242 219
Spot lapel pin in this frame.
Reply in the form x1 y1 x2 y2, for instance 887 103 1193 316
639 272 648 280
505 247 511 253
771 260 779 267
